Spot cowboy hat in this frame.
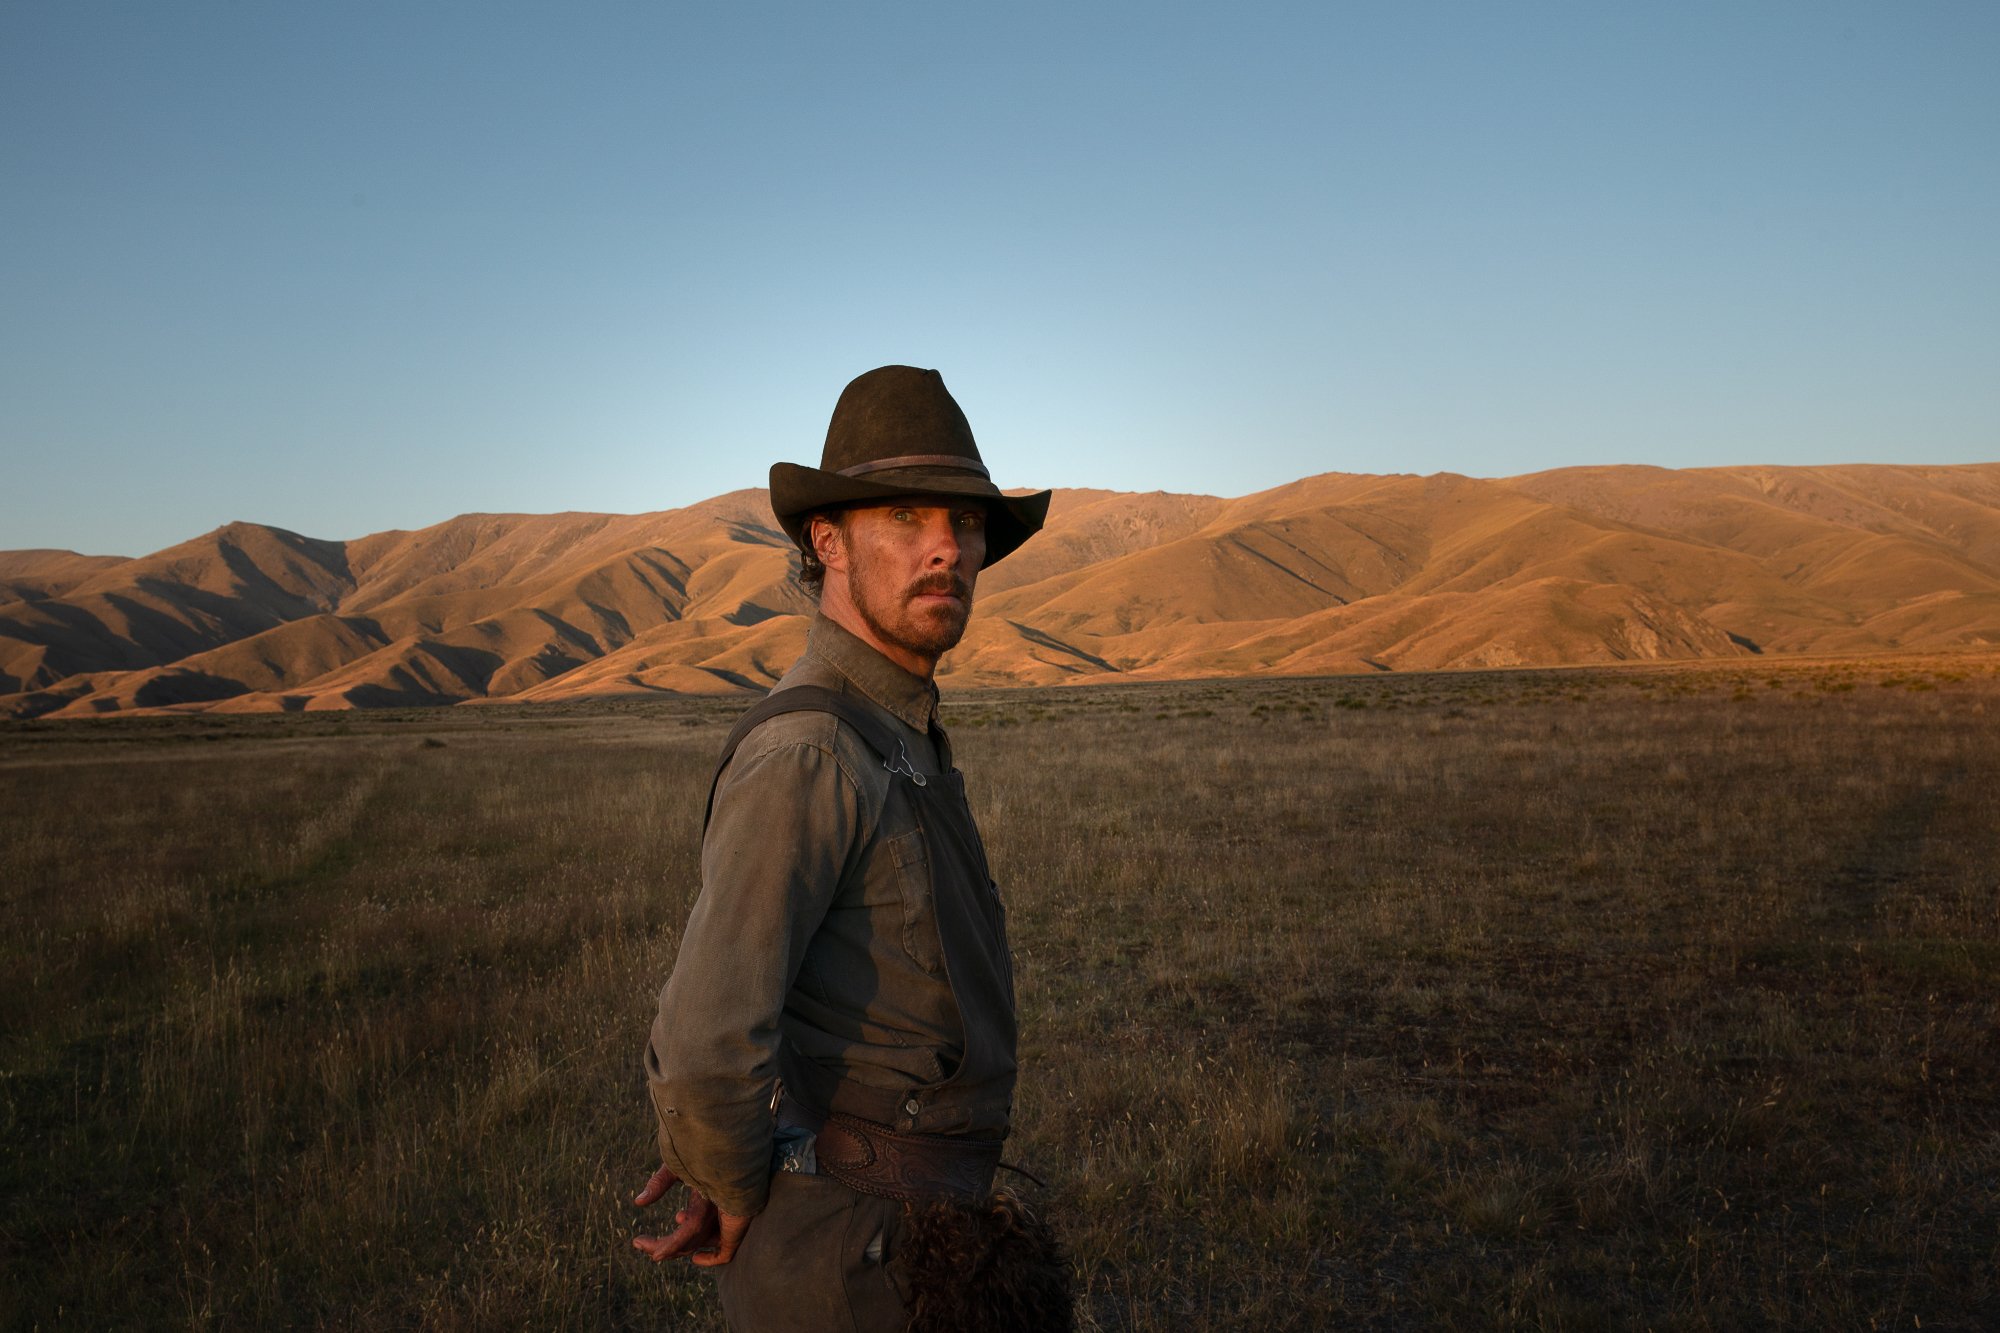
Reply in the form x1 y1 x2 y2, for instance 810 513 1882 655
769 365 1050 566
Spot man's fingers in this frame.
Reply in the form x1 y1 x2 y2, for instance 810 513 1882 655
633 1163 679 1208
634 1234 684 1262
630 1181 750 1266
631 1232 688 1262
633 1188 725 1263
689 1211 753 1268
632 1210 712 1262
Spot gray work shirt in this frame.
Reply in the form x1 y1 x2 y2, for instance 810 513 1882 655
646 614 981 1218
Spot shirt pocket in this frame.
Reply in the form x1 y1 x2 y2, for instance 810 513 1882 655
887 827 945 976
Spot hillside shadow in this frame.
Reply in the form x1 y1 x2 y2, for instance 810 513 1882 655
133 672 250 707
340 644 505 707
2 601 148 681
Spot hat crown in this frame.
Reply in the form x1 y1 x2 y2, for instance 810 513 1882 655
821 366 983 474
769 364 1050 567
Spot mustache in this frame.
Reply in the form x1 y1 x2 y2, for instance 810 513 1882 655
907 572 972 600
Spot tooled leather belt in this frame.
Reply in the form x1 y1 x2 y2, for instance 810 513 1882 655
777 1093 1000 1203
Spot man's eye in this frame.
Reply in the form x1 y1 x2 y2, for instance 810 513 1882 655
891 509 913 522
956 511 985 529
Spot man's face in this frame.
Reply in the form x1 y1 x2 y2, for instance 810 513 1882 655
822 498 988 665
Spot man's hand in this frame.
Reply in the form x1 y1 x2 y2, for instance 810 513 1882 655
631 1163 753 1267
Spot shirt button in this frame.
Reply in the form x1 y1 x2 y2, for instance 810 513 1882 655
903 1097 921 1116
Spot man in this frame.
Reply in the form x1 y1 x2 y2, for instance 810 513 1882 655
633 366 1063 1330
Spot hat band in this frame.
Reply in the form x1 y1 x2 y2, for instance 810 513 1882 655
836 454 991 481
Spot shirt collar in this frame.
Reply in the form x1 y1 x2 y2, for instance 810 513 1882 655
806 613 940 734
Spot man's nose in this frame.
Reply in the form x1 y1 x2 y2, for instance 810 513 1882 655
922 514 966 565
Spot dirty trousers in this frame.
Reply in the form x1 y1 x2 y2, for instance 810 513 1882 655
714 1171 909 1332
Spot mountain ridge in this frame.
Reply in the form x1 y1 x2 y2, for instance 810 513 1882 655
5 463 1997 718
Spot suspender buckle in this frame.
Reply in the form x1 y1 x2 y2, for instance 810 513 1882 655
884 739 928 786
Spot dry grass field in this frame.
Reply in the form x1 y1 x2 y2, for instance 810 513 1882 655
3 653 1997 1330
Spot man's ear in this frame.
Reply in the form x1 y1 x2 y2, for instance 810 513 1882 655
809 513 846 572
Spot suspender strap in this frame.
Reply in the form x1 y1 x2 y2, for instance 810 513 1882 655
703 685 910 829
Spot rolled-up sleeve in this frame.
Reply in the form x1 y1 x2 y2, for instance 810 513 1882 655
644 731 862 1218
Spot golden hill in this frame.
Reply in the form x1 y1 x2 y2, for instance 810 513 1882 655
4 463 1996 718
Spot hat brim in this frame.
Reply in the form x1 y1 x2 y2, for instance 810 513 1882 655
770 462 1050 567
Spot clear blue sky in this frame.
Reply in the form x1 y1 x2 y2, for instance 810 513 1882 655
4 1 1996 557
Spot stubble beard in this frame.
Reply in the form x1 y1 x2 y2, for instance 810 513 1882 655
853 567 975 660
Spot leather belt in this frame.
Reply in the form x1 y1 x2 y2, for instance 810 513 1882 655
777 1093 1000 1203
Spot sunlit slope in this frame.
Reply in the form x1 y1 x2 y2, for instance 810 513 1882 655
0 523 354 694
973 488 1227 597
0 550 130 607
948 471 1785 683
1508 464 2000 654
4 463 1997 715
4 491 812 715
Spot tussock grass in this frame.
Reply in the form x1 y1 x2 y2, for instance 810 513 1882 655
3 656 1997 1329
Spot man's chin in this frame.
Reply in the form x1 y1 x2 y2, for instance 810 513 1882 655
854 592 971 661
896 606 970 656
